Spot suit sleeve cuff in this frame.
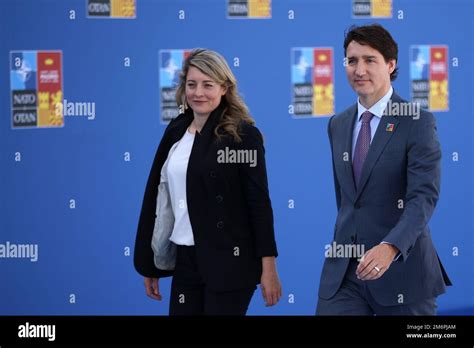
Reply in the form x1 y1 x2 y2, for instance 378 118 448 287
380 241 402 262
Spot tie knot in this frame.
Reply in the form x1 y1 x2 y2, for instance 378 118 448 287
361 111 374 124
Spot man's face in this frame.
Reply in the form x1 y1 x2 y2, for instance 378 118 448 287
345 40 396 107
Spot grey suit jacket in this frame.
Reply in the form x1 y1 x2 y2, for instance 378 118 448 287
318 92 452 306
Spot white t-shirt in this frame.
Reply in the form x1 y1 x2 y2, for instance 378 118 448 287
167 129 195 246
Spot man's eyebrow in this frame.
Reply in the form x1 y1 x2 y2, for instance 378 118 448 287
347 55 377 59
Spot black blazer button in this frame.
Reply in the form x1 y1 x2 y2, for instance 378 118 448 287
216 195 223 203
210 171 217 178
354 202 361 209
216 221 224 229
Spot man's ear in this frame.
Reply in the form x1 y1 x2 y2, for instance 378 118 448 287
388 59 396 74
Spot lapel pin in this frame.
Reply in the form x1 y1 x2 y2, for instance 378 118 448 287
386 123 394 132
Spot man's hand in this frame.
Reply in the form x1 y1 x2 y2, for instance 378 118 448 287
356 244 399 281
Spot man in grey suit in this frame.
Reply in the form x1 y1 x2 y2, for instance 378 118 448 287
317 24 451 315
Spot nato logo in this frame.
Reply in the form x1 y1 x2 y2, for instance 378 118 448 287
87 0 136 19
291 47 335 118
410 45 449 111
352 0 392 18
227 0 271 19
10 51 64 129
159 49 191 124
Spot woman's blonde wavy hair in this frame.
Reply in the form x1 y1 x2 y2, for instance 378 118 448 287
175 48 255 143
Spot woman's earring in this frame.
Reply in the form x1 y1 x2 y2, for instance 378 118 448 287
179 97 188 114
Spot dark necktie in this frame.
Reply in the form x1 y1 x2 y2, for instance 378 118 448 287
353 111 374 188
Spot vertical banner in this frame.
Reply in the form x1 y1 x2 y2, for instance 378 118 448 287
159 49 191 124
429 46 449 111
37 51 63 127
10 51 63 129
313 48 334 116
291 47 334 118
410 45 449 112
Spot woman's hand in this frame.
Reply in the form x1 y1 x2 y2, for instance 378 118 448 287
260 256 282 307
144 277 162 301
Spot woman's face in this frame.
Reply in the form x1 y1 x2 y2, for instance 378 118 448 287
185 66 227 118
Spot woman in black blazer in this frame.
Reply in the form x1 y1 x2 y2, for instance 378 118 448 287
134 48 281 315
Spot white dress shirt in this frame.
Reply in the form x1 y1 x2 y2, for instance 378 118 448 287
167 129 195 246
351 86 393 159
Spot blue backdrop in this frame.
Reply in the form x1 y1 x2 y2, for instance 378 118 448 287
1 0 473 315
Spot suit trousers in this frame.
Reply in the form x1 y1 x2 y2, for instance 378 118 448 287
316 258 437 315
169 244 256 315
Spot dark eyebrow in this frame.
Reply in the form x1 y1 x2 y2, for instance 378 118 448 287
186 79 215 83
347 55 377 60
